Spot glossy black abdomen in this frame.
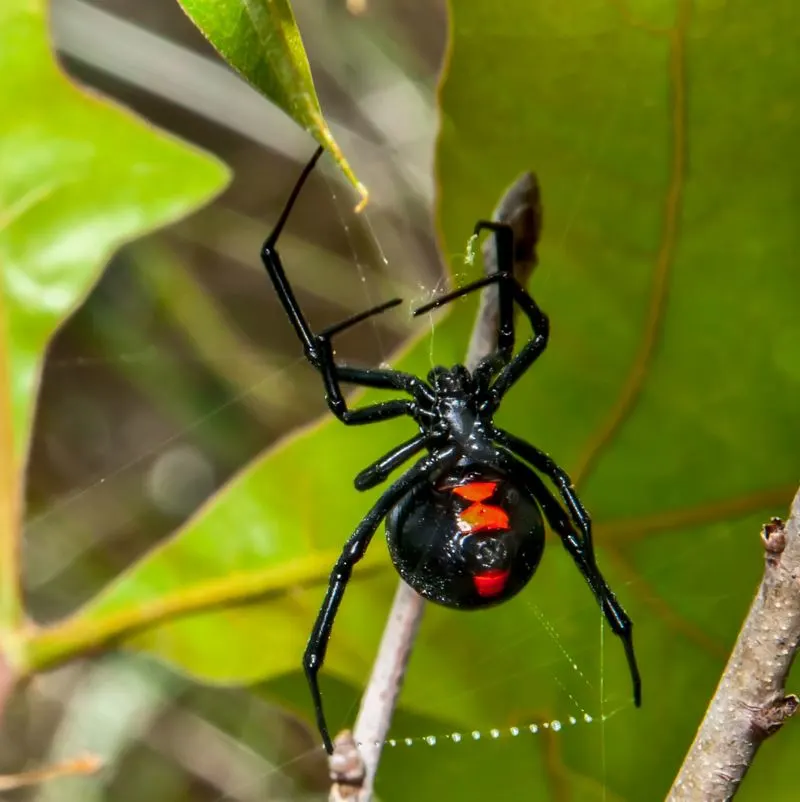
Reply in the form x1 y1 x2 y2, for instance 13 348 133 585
385 464 545 609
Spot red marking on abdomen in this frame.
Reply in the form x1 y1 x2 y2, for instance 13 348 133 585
458 503 509 533
473 568 511 597
452 482 497 502
451 481 509 534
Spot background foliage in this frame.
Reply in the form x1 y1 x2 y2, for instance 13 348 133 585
2 0 799 800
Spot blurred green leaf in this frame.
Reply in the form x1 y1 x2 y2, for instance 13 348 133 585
0 0 228 632
176 0 366 200
32 0 800 799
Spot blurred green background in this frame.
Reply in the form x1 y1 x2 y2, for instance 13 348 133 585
3 1 800 801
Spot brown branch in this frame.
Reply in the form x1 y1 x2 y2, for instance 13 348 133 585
329 172 542 801
667 488 800 800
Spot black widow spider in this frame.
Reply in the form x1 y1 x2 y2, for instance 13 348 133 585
261 147 641 754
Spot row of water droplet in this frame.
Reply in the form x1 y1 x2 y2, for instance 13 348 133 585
356 712 595 749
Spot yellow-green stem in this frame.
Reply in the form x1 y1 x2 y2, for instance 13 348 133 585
23 548 386 673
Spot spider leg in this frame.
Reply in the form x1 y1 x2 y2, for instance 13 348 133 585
304 446 457 753
261 147 325 357
414 220 523 363
262 244 422 423
473 221 516 360
486 275 549 404
413 222 515 365
313 337 428 425
412 257 548 407
492 428 595 558
261 149 434 423
497 449 641 708
333 363 432 398
353 433 434 491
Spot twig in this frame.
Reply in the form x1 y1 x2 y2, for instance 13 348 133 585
0 754 102 791
667 488 800 801
329 172 542 801
0 651 13 732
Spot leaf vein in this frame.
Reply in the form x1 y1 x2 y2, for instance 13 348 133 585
571 0 692 489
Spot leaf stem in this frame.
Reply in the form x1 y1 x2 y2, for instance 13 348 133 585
329 172 542 801
0 298 23 636
667 487 800 800
23 549 385 674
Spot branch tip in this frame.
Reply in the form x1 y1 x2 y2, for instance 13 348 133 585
329 730 365 788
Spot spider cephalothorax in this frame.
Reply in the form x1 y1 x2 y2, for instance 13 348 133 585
260 147 641 754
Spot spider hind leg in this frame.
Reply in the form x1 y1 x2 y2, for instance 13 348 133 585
497 448 642 708
304 446 457 753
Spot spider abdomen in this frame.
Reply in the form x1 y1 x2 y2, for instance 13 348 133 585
385 465 545 610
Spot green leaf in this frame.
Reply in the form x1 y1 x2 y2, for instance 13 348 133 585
0 0 228 633
176 0 366 201
34 0 800 799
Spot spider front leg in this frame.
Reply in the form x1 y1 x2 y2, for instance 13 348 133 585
413 221 519 378
469 220 550 398
412 247 549 406
261 243 419 424
313 335 418 424
487 275 549 404
260 149 434 425
305 446 457 753
469 218 543 386
472 221 517 361
498 451 641 708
